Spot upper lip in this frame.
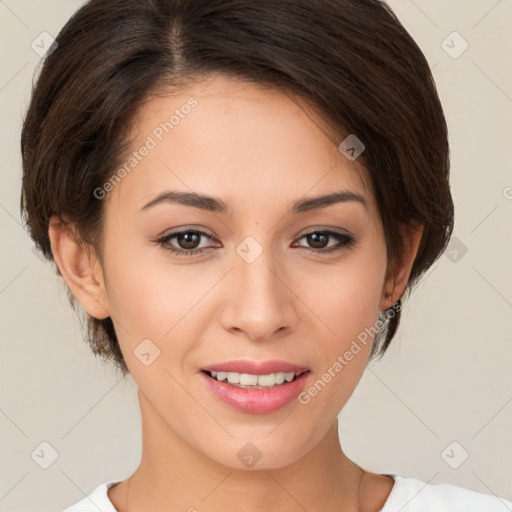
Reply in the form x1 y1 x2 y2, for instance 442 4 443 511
201 359 309 375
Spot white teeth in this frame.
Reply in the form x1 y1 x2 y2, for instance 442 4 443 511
274 373 285 384
239 373 258 386
229 372 244 384
257 373 275 386
284 372 295 382
208 371 301 387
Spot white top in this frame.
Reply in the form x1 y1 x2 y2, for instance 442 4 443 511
62 474 512 511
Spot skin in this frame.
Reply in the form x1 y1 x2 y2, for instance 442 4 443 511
49 73 423 511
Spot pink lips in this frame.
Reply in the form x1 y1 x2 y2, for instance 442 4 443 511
199 359 310 414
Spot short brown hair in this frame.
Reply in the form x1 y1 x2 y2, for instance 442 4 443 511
20 0 454 377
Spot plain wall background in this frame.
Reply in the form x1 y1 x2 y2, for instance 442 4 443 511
0 1 511 510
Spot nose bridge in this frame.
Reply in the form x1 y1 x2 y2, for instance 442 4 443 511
222 236 296 339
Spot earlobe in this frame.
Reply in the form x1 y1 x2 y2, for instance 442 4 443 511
48 214 110 320
380 222 424 311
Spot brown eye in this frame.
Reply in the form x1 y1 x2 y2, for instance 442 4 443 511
156 229 217 257
306 232 329 249
294 230 355 253
175 231 202 250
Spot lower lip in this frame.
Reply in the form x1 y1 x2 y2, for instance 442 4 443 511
200 371 310 414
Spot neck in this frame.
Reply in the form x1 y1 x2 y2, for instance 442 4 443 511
112 393 370 512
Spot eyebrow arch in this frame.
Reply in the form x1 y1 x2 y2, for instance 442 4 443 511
140 189 368 215
140 190 232 214
290 190 368 214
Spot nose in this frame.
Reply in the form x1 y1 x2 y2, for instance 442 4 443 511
221 245 298 341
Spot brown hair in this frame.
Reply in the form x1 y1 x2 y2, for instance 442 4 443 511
20 0 454 377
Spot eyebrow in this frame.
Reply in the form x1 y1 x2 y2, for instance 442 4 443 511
140 189 368 215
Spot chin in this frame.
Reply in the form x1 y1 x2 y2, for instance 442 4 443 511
196 428 317 472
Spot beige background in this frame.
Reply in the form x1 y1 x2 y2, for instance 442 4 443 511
0 0 511 510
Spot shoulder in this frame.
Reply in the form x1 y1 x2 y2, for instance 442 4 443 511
381 474 512 512
61 480 121 512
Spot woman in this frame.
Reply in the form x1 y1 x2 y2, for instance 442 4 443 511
20 0 511 510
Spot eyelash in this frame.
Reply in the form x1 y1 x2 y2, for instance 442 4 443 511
155 229 355 257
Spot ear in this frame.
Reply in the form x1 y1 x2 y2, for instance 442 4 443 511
379 222 424 311
48 214 110 320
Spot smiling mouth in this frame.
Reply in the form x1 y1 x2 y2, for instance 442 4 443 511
201 369 309 389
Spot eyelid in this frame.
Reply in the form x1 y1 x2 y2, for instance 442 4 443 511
157 225 351 242
156 225 216 238
297 225 352 237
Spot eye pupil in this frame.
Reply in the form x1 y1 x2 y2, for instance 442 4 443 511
178 232 200 249
308 232 328 249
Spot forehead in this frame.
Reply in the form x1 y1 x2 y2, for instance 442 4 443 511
108 73 376 219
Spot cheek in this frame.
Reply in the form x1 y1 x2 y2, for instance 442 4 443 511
299 253 386 339
99 233 173 353
101 242 226 378
296 245 386 400
105 259 208 336
296 263 384 419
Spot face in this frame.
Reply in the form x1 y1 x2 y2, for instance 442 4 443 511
74 73 401 469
